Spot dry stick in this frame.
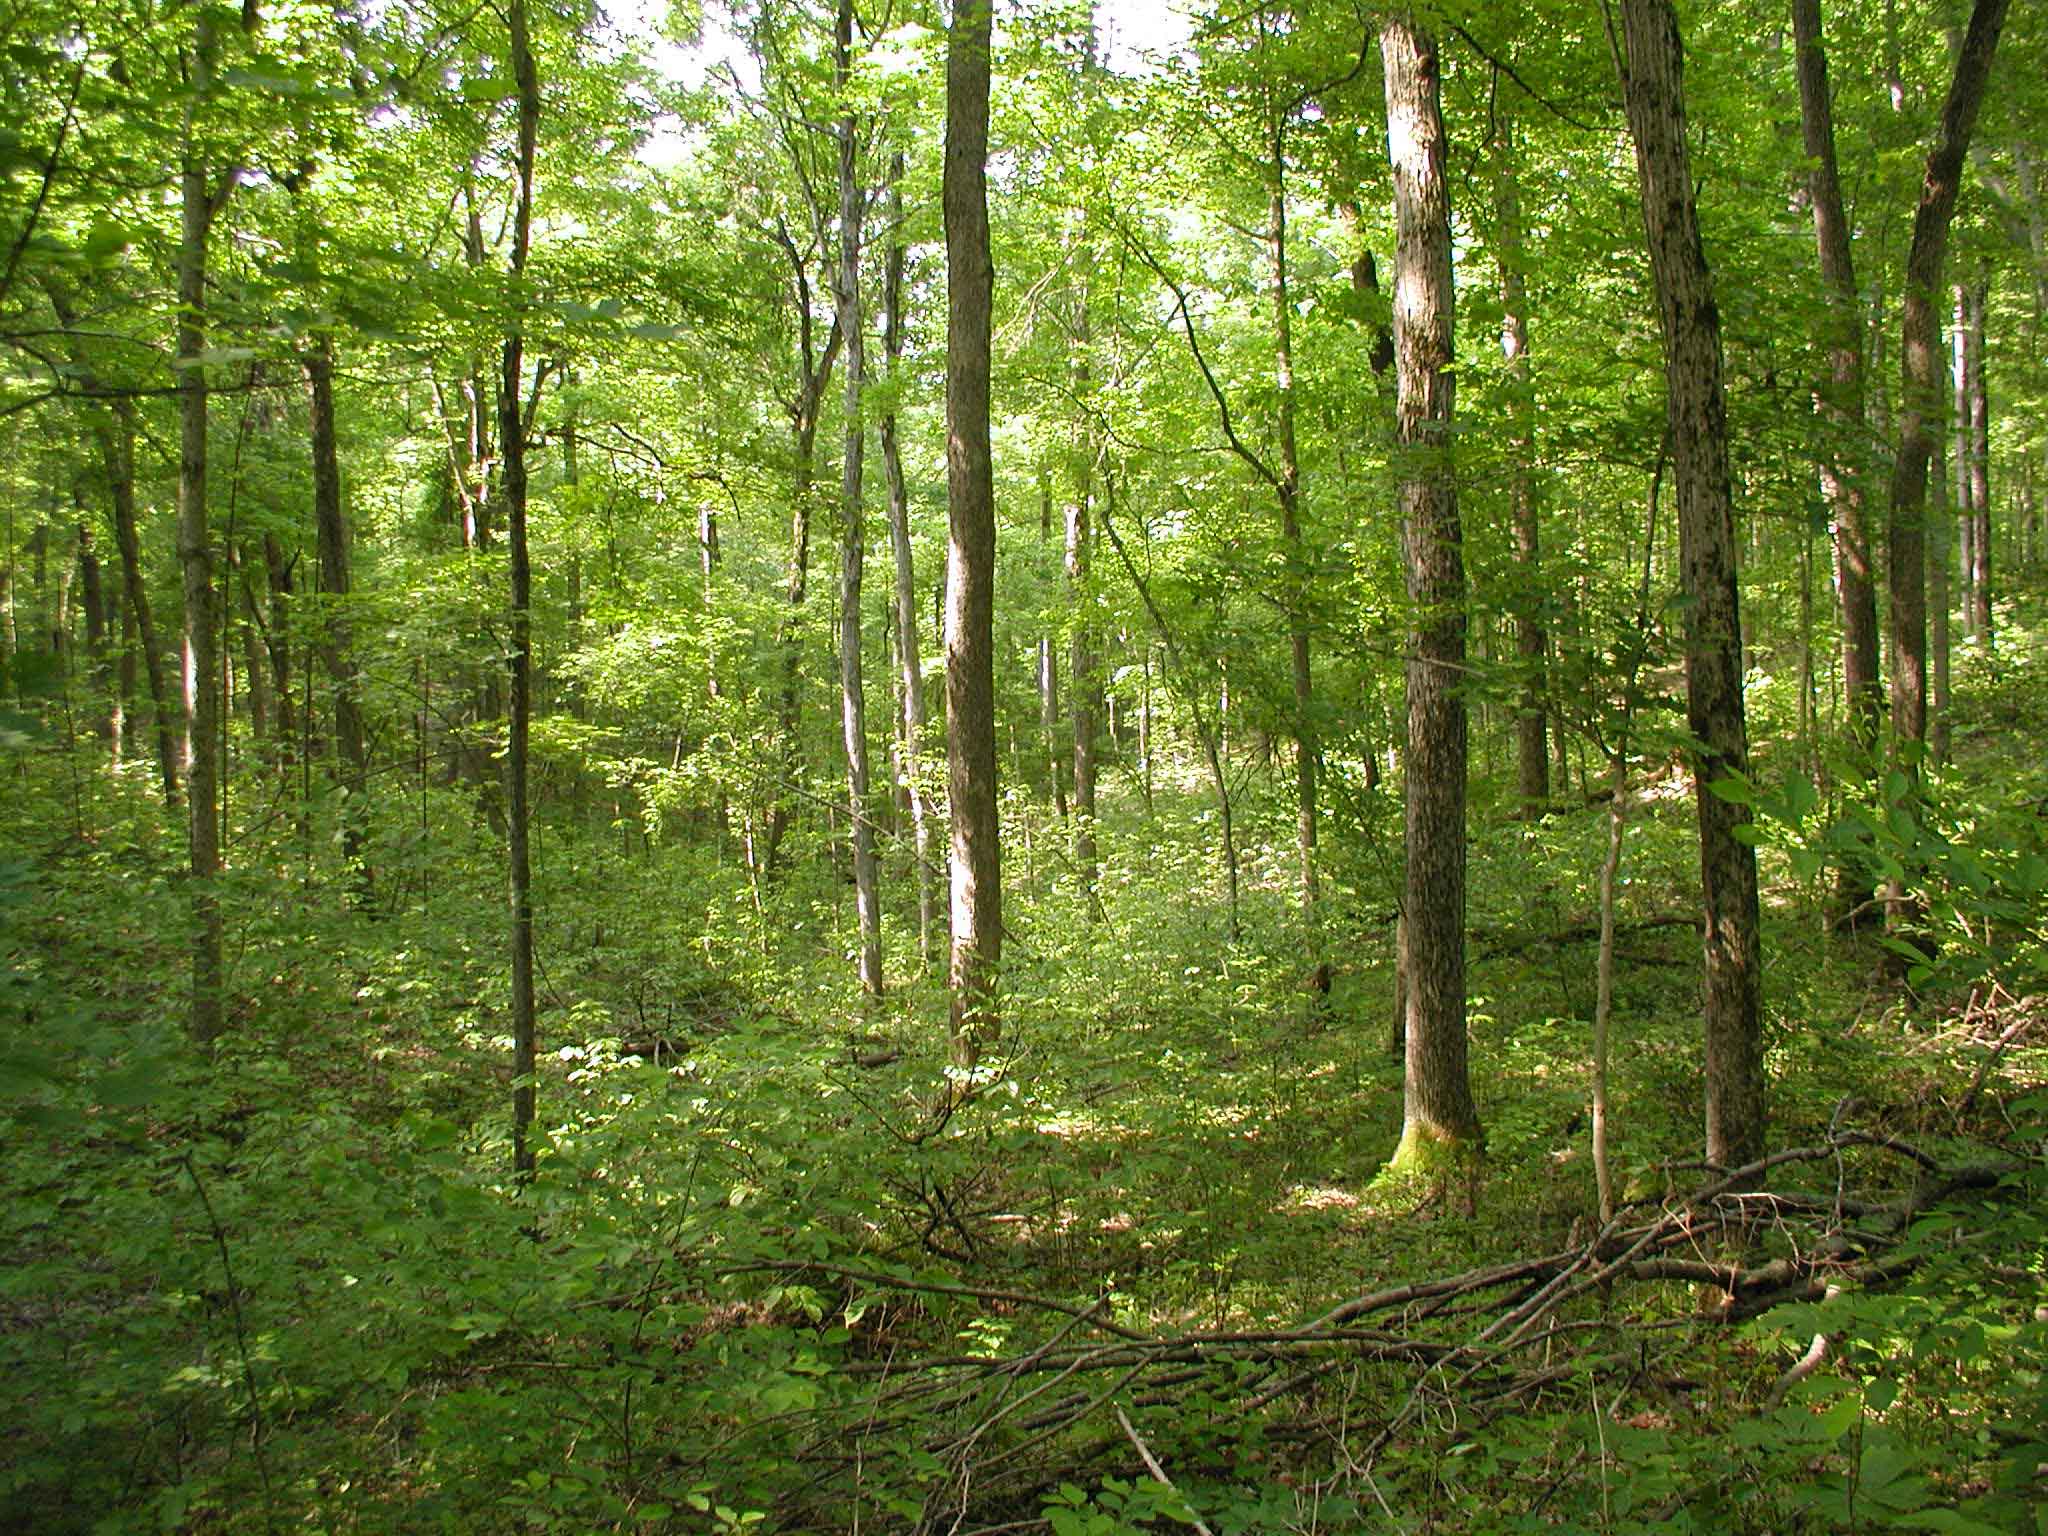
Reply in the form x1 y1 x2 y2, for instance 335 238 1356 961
1114 1405 1217 1536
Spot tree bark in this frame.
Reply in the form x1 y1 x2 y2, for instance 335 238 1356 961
1619 0 1766 1172
1382 13 1481 1182
501 0 541 1178
98 404 178 806
1791 0 1881 754
833 0 881 1000
1886 0 2010 756
1953 285 1976 638
944 0 1001 1064
880 154 935 971
1967 274 1991 645
1037 470 1065 818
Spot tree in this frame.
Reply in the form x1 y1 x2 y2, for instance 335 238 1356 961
1382 10 1481 1184
944 0 1000 1064
1886 0 2011 756
1617 0 1765 1172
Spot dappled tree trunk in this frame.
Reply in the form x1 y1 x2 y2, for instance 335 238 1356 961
1886 0 2010 757
1953 285 1976 641
833 0 881 1000
880 156 935 971
944 0 1001 1064
1494 133 1547 815
1792 0 1881 754
1620 0 1766 1173
1382 13 1481 1181
500 0 541 1178
75 522 110 751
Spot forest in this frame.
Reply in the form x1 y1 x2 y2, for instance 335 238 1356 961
1 0 2045 1528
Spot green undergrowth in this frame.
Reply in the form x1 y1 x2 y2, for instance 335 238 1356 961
3 640 2046 1534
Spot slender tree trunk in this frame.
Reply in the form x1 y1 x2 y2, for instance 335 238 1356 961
1967 274 1991 645
1954 285 1976 637
1037 470 1065 818
177 16 226 1043
1931 438 1952 763
1495 130 1548 815
1887 0 2011 757
76 521 110 750
1792 0 1881 753
1267 126 1319 917
1065 449 1098 893
944 0 1001 1064
833 0 881 1000
880 155 934 971
1619 0 1766 1172
500 0 541 1178
308 337 370 887
231 543 270 745
102 405 177 806
1382 13 1481 1184
261 532 295 761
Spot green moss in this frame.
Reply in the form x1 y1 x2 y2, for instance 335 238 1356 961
1372 1121 1486 1212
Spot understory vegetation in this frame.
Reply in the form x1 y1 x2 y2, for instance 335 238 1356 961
4 616 2045 1535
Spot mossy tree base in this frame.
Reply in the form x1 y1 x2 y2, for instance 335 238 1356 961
1373 1122 1485 1214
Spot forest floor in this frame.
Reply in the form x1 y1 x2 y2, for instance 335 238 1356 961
4 626 2047 1535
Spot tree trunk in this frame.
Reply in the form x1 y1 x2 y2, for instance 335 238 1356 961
101 404 178 806
1495 128 1548 815
944 0 1001 1064
1619 0 1766 1173
1931 438 1952 764
1886 0 2010 757
261 531 295 759
1267 126 1319 914
1381 12 1482 1184
833 0 881 1000
880 154 935 971
76 522 110 751
1967 274 1991 646
500 0 541 1178
308 337 370 888
1066 447 1098 894
1954 285 1976 638
1791 0 1881 754
1037 470 1065 818
177 15 226 1043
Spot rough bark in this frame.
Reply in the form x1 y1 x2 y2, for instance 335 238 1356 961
501 0 541 1177
1791 0 1881 753
880 154 934 970
1382 13 1481 1181
1886 0 2010 755
833 0 881 999
944 0 1001 1063
1619 0 1766 1172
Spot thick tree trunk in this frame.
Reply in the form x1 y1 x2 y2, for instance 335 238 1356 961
501 0 541 1178
1382 13 1481 1183
880 156 935 970
833 0 881 1000
1495 133 1548 815
1619 0 1766 1172
1791 0 1881 753
1886 0 2010 756
944 0 1001 1064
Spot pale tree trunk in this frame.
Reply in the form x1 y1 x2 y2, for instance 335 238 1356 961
1382 13 1481 1186
1931 438 1952 764
1967 274 1991 645
76 522 111 751
833 0 881 1000
1037 470 1065 818
178 11 230 1043
1887 0 2011 758
1494 125 1547 815
1791 0 1881 754
880 154 935 970
1619 0 1766 1172
500 0 541 1178
1065 445 1098 893
308 337 370 889
944 0 1001 1064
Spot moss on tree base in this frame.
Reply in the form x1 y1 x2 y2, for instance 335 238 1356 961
1373 1121 1485 1213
